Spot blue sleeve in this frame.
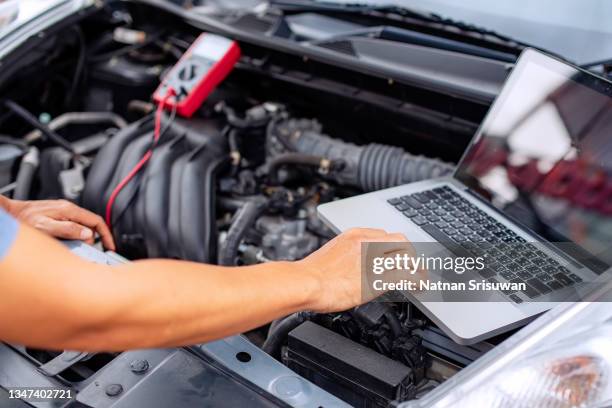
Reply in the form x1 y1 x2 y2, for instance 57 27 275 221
0 207 19 260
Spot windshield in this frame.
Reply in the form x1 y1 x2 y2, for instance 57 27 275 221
313 0 612 65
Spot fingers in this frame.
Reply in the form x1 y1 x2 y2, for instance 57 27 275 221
38 219 96 243
50 201 116 250
386 232 408 242
342 228 408 242
66 205 115 251
344 227 386 237
10 199 116 250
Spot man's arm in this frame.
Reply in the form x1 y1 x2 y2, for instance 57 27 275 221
0 222 407 352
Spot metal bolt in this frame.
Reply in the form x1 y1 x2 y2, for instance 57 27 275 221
39 112 52 124
105 384 123 397
129 359 149 374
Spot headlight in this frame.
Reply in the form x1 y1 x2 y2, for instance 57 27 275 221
449 324 612 408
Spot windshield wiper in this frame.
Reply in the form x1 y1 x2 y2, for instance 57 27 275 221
268 0 533 52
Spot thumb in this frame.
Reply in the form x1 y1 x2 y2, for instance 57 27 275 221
40 219 94 243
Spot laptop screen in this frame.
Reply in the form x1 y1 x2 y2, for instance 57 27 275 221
455 49 612 271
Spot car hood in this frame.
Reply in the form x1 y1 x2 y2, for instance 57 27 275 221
0 0 93 59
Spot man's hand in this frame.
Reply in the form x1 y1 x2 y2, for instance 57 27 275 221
298 228 415 313
4 198 115 250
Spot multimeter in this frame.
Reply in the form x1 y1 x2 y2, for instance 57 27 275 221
153 33 241 118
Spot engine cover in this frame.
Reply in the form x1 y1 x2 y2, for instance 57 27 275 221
82 115 228 262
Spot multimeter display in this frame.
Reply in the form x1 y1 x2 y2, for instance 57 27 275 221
154 33 241 118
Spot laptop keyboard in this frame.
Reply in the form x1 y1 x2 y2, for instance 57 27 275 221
387 186 582 303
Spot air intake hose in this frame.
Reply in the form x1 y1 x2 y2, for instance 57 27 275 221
358 143 452 191
267 119 454 192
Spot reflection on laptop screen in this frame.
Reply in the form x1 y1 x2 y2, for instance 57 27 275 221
455 52 612 270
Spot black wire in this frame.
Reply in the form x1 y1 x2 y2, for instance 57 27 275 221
2 100 76 155
154 40 183 60
66 27 87 107
153 104 178 149
167 36 192 51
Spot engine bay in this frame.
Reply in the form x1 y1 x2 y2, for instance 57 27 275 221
0 2 519 406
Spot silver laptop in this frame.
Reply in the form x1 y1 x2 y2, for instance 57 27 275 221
318 48 612 345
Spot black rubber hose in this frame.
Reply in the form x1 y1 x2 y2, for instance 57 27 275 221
353 304 404 338
358 143 453 192
218 197 268 266
263 312 313 358
267 153 342 184
227 128 241 170
228 128 240 154
383 310 403 338
3 100 76 155
269 123 454 191
218 103 270 129
13 147 39 200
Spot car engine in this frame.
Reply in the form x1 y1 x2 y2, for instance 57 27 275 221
0 2 508 406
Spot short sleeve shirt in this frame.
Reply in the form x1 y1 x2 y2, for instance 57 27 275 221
0 207 18 260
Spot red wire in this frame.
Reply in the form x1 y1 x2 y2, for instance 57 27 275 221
105 88 176 227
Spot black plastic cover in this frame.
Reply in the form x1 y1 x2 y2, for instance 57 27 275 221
82 115 228 263
286 321 416 407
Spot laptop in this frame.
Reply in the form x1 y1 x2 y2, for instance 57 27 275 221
318 48 612 345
